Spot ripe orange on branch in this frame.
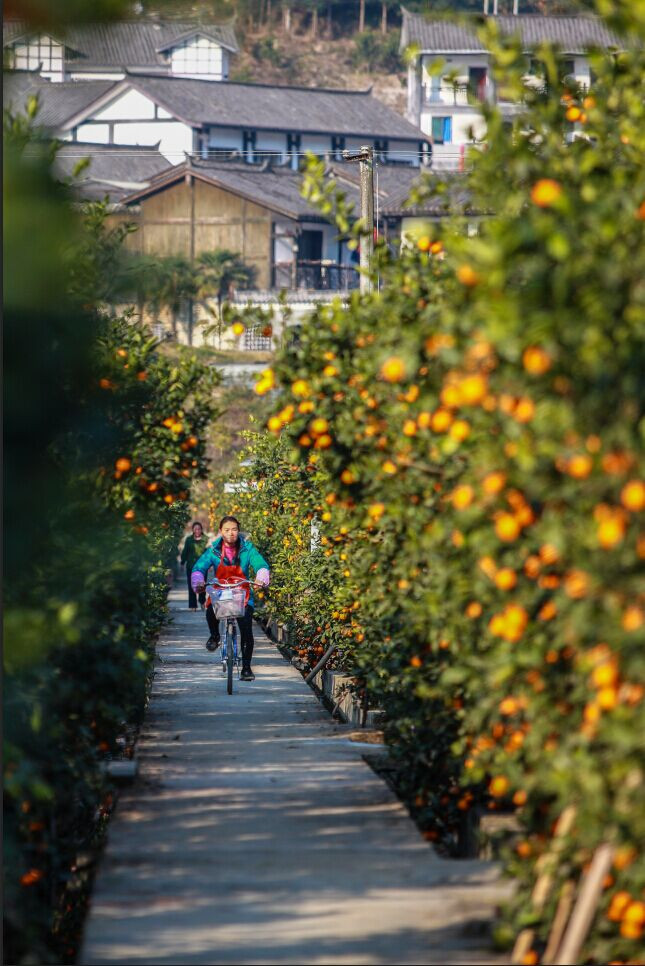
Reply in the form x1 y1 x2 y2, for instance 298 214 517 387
531 179 562 207
380 356 407 383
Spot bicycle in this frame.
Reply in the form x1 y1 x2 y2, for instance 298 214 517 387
205 577 255 695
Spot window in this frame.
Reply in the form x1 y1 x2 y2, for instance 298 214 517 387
170 37 223 76
468 67 487 101
559 59 575 77
287 132 301 166
374 139 388 163
431 116 452 144
242 130 256 163
244 326 272 351
298 230 323 262
10 34 63 75
331 135 345 161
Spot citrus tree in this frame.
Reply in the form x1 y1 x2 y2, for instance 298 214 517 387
221 9 644 963
3 107 219 963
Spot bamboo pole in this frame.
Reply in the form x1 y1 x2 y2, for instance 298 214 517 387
542 880 575 964
512 806 577 964
304 643 336 684
554 844 614 966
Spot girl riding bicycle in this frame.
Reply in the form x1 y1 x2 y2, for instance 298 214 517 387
191 516 270 681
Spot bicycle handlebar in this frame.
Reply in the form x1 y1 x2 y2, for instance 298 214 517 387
206 576 263 589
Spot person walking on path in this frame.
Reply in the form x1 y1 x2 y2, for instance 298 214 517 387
180 521 208 611
191 515 270 681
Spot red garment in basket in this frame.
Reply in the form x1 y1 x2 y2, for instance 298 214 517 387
215 556 250 607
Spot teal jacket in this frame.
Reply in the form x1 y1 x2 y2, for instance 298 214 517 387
191 536 269 608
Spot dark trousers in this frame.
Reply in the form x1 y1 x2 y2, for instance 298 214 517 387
206 602 255 668
187 566 206 609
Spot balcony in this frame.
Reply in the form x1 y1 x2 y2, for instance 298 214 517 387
273 260 360 292
424 82 492 107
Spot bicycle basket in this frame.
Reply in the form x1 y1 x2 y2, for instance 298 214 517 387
213 585 246 619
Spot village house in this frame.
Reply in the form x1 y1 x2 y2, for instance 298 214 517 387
3 19 239 82
4 68 430 166
116 154 446 346
401 9 623 168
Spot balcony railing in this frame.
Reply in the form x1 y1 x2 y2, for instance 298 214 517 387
424 82 491 107
273 260 360 292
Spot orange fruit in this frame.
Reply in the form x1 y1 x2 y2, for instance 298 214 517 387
538 601 557 621
495 513 521 542
622 606 643 631
466 601 482 618
309 417 329 437
566 105 582 121
431 409 453 432
623 901 645 925
531 179 562 207
440 384 462 408
499 697 519 715
380 356 407 383
450 419 471 442
267 416 283 433
539 543 560 564
513 789 527 806
124 509 135 520
489 775 509 797
598 515 625 548
613 846 637 870
523 346 552 375
608 891 632 921
340 469 355 485
563 570 590 599
620 919 643 939
430 240 443 254
516 840 532 858
115 457 131 473
621 480 645 512
368 502 385 519
456 264 480 287
382 460 397 475
403 419 418 437
410 655 423 667
231 321 245 336
596 686 618 710
482 471 506 495
291 379 311 398
459 374 488 405
514 398 535 423
568 454 593 478
478 555 497 578
495 568 517 591
323 364 338 378
452 484 474 510
417 411 432 429
591 661 619 689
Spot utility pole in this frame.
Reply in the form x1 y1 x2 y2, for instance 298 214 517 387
342 144 374 295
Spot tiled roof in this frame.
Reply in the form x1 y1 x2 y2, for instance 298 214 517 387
53 141 170 185
126 74 427 140
401 9 624 54
123 158 363 220
3 20 239 67
3 70 115 128
122 157 469 220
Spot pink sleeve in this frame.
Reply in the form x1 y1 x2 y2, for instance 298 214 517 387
191 571 205 590
256 568 270 586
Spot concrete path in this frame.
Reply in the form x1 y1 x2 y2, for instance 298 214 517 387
80 588 511 966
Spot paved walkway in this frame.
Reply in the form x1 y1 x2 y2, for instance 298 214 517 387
80 588 511 965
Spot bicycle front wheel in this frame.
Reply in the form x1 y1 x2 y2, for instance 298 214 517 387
226 622 234 695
